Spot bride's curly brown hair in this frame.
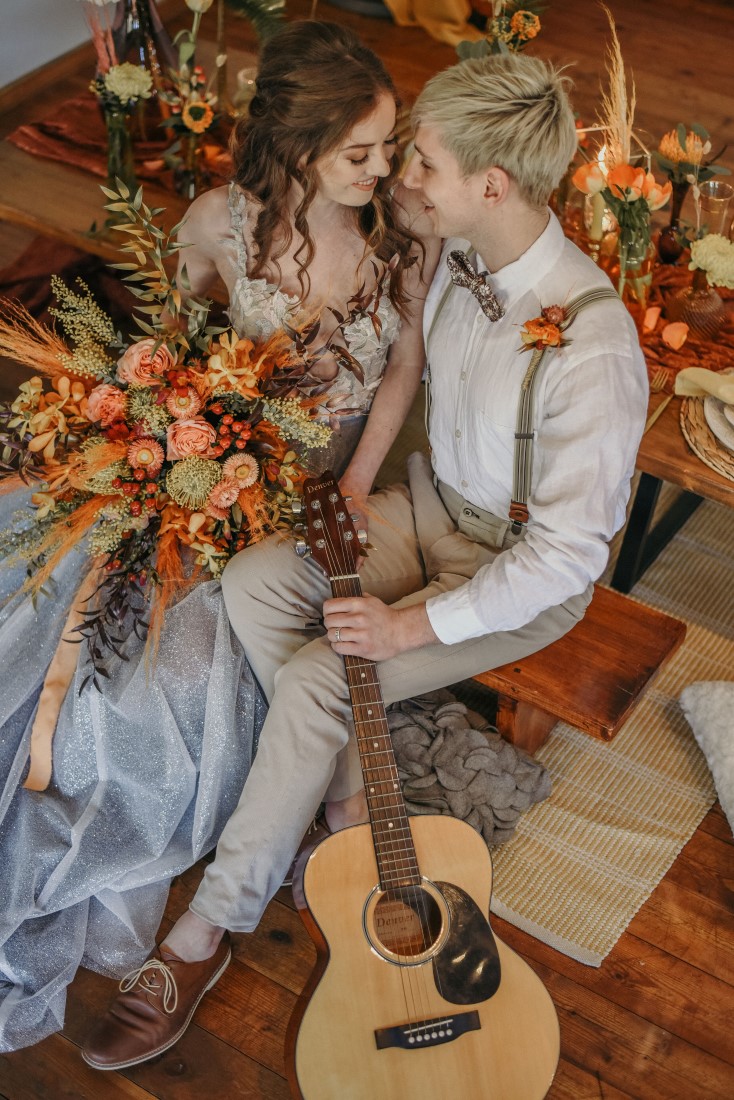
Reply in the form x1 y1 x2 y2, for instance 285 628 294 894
230 21 422 317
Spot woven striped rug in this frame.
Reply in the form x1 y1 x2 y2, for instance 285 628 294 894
490 494 732 966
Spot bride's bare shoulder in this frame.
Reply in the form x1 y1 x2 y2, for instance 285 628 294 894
178 185 232 246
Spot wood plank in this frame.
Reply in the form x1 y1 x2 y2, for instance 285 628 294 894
474 586 686 740
491 916 734 1067
700 804 733 845
0 1033 152 1100
637 396 734 507
628 880 734 984
538 964 734 1100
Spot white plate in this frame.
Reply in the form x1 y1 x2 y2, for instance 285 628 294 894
703 394 734 453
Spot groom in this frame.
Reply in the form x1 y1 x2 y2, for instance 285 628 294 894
84 52 647 1069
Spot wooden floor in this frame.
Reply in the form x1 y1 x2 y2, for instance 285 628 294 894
1 2 734 1098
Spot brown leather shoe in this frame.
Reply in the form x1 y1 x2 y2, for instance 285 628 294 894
82 933 231 1070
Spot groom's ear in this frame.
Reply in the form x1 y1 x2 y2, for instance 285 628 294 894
482 166 511 206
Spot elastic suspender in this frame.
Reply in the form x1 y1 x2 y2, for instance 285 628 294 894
510 286 620 530
425 273 619 531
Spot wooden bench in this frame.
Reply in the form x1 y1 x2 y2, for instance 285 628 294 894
473 585 687 755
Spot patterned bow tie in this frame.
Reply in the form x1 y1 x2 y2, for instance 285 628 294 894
446 250 505 322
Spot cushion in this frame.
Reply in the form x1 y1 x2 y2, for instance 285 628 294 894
680 681 734 835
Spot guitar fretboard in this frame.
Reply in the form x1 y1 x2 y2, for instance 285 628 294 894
331 575 420 890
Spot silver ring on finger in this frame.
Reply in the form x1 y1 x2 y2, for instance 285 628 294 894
334 627 341 642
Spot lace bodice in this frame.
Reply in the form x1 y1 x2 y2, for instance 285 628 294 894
226 184 400 419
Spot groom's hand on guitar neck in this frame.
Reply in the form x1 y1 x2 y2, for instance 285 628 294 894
323 595 439 662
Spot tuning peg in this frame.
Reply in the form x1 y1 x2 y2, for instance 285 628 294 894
350 513 360 524
357 528 368 546
294 538 310 558
343 495 352 503
291 498 303 515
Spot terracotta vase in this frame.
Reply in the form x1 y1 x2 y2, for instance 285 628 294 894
666 267 726 340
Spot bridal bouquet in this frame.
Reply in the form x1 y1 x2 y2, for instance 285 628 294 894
0 183 329 685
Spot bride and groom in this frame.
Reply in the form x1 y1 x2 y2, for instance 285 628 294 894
0 19 647 1064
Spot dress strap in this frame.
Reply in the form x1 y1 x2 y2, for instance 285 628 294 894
227 183 250 275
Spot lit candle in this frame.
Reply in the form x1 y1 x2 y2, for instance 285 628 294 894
590 193 605 241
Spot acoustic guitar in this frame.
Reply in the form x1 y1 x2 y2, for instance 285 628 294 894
286 472 560 1100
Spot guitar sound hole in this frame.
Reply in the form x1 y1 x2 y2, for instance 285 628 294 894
373 887 443 958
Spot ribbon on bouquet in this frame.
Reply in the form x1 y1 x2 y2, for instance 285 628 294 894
23 567 102 792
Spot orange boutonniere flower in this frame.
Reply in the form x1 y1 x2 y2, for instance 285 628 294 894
519 305 568 352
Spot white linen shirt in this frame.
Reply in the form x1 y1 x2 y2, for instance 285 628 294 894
424 213 648 645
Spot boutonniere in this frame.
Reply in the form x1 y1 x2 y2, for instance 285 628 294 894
519 304 570 352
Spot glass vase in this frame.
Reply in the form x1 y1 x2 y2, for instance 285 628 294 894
657 179 690 265
103 107 138 197
173 132 210 200
665 267 726 341
110 0 177 139
617 228 654 335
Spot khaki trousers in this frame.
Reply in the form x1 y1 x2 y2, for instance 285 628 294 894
190 453 592 931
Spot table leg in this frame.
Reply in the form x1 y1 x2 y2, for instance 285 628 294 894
611 474 703 593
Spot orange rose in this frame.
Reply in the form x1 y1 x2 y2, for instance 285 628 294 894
166 417 217 460
520 318 563 350
87 383 127 426
117 339 176 386
572 161 606 195
641 172 672 211
605 164 646 202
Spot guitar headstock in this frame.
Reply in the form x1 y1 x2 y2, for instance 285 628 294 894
302 472 360 580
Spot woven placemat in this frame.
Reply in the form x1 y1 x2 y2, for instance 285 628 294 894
680 396 734 483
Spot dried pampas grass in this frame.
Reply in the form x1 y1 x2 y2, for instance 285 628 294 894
598 3 636 170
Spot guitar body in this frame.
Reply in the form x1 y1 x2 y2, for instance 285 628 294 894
287 814 559 1100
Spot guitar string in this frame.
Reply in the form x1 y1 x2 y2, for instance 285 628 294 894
318 501 423 1027
326 505 453 1018
327 518 453 1016
323 498 441 1027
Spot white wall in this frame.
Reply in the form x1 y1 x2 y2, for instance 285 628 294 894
1 0 89 89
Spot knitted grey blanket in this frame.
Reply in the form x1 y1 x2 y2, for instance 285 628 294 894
387 689 551 846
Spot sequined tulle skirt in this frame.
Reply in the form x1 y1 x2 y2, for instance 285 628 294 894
0 490 266 1052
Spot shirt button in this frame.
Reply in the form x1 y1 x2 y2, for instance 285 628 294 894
460 371 467 381
461 480 469 489
455 429 462 438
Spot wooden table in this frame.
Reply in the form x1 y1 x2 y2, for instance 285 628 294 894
611 391 734 592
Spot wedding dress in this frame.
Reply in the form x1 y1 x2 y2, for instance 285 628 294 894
0 183 400 1051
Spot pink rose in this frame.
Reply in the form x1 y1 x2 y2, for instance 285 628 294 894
166 417 217 460
87 383 127 426
117 339 175 386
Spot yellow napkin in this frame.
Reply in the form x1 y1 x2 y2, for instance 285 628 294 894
675 367 734 405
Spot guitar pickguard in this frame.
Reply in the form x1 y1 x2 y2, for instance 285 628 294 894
432 881 501 1004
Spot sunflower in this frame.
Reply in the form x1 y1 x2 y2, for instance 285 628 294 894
182 101 215 134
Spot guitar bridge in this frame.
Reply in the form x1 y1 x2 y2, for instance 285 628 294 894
374 1010 480 1051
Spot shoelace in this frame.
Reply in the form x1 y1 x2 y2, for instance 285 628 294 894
119 957 178 1015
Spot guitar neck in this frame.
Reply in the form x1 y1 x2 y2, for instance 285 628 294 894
331 575 420 890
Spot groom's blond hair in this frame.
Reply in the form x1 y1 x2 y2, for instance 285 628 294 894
412 53 577 208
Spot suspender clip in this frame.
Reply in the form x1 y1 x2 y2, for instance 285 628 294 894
509 501 529 527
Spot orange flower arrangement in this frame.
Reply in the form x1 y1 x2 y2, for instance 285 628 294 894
519 305 568 351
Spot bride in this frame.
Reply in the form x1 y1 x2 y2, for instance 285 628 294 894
0 20 435 1052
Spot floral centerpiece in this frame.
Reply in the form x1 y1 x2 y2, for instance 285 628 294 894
0 184 330 687
655 123 730 262
456 1 544 59
666 233 734 339
89 44 153 195
159 0 221 197
571 7 670 324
